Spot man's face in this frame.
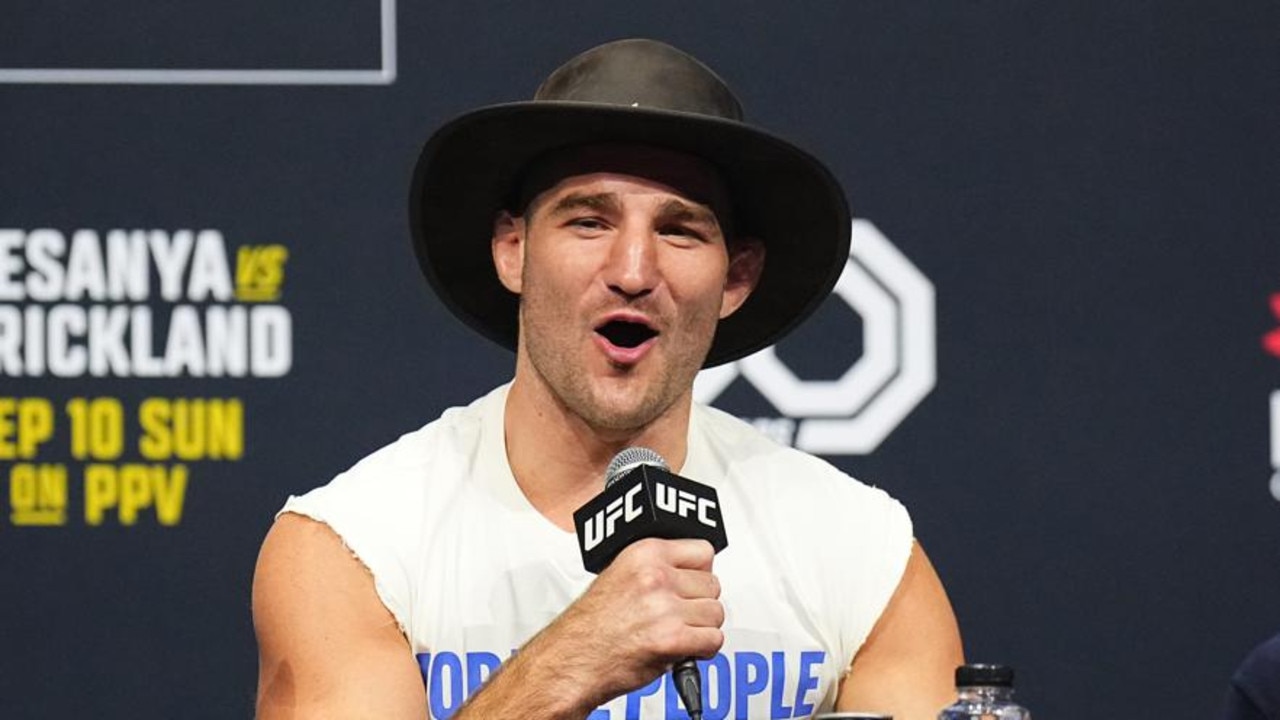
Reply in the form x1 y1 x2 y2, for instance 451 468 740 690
493 146 760 433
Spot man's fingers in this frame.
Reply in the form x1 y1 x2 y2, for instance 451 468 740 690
677 625 725 661
680 597 726 629
616 538 714 571
671 567 720 600
659 538 715 570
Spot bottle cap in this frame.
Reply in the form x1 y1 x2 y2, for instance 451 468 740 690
955 663 1014 687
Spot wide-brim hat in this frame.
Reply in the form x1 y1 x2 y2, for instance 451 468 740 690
410 38 851 367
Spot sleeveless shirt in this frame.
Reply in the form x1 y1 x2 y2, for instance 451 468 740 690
281 384 912 719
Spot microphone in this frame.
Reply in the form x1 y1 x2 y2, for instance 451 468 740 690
572 447 728 720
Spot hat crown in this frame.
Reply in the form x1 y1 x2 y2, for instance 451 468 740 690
534 39 744 121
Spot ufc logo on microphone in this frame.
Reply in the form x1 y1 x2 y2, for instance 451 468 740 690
582 484 644 550
655 482 718 528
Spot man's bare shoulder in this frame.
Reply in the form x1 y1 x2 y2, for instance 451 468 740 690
257 512 356 574
252 514 426 718
253 513 401 639
837 541 963 720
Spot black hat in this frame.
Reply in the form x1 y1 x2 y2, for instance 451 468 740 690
410 38 851 367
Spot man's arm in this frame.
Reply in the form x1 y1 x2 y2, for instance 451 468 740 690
836 541 964 720
254 513 723 720
253 513 427 719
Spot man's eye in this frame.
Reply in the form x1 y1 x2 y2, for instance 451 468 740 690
570 218 608 231
659 225 705 242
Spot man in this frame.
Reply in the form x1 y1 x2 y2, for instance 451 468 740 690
253 38 963 719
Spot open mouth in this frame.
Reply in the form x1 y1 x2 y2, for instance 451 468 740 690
595 319 659 349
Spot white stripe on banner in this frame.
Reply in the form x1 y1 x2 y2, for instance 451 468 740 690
0 0 396 85
1270 390 1280 502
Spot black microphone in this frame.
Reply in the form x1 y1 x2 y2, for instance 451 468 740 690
572 447 728 720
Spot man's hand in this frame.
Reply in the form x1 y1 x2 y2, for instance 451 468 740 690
456 537 725 719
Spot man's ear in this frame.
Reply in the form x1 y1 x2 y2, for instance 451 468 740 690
719 238 765 319
491 211 525 294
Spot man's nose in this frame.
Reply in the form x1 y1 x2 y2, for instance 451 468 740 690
604 224 658 298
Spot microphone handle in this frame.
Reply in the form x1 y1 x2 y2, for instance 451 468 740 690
672 657 703 720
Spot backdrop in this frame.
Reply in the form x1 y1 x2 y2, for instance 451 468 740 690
2 1 1278 717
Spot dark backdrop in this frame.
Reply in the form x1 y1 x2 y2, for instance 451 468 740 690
2 1 1278 717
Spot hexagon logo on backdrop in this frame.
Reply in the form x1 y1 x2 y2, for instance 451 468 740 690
694 219 935 455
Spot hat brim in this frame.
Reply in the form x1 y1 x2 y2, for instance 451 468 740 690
409 101 851 367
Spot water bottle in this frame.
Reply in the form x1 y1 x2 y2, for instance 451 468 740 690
937 664 1030 720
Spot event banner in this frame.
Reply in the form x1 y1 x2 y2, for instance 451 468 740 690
2 228 289 529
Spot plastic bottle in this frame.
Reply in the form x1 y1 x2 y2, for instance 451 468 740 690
937 664 1030 720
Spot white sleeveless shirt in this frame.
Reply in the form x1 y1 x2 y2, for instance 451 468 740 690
282 385 912 719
